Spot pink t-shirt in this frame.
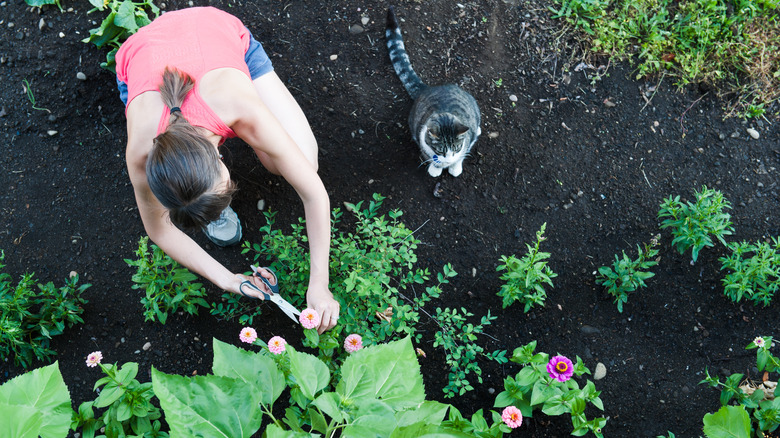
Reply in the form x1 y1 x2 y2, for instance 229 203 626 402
116 7 252 142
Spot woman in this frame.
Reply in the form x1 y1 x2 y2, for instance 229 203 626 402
116 6 338 333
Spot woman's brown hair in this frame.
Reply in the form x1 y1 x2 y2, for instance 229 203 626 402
146 67 236 230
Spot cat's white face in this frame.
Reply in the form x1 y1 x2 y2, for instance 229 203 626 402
418 125 469 171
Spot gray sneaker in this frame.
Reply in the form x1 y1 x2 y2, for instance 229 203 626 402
204 206 242 247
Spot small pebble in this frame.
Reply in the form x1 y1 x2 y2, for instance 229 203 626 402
329 54 338 61
76 72 87 81
47 130 58 136
348 24 364 34
594 362 607 380
142 342 152 351
361 16 369 25
256 199 266 211
509 94 518 102
38 18 46 31
747 128 759 139
59 32 65 38
488 132 499 139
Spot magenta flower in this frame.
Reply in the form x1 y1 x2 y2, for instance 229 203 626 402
86 351 102 368
501 406 523 428
299 308 321 329
547 355 574 382
239 327 258 344
754 336 765 348
416 347 426 358
344 334 363 353
268 336 287 355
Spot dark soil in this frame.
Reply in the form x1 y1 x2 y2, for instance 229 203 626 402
2 0 779 436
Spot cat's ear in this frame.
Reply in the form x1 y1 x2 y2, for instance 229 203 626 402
426 123 440 138
454 122 470 136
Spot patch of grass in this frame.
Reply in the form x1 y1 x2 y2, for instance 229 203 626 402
551 0 780 118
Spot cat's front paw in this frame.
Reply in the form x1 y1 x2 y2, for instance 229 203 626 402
427 163 443 177
448 161 463 177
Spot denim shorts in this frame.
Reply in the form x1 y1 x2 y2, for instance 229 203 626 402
116 29 274 106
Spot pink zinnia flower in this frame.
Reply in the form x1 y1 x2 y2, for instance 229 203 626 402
268 336 287 355
344 334 363 353
501 406 523 428
299 308 321 329
239 327 257 344
754 336 765 348
86 351 102 368
547 355 574 382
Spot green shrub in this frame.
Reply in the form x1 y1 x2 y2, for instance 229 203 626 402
0 251 90 368
220 193 506 398
125 236 209 324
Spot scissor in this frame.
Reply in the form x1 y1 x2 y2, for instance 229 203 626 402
238 265 302 324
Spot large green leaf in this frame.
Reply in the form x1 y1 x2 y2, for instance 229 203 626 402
702 405 751 438
212 339 285 406
337 337 425 410
0 404 43 438
0 362 72 438
287 346 330 400
394 401 450 428
151 367 263 438
342 398 397 437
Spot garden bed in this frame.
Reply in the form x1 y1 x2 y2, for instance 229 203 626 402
1 0 779 436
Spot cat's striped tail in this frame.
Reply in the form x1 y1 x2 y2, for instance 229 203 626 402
385 6 427 100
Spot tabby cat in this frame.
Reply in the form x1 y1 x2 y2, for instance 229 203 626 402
385 6 482 178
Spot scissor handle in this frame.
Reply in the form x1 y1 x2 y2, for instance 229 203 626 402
239 280 271 300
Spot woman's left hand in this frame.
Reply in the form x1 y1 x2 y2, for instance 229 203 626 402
307 286 339 334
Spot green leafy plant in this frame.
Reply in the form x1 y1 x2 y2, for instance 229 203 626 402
700 335 780 437
73 355 168 438
658 186 734 262
596 234 660 312
124 236 209 324
224 194 505 397
496 223 557 311
0 362 72 437
553 0 780 117
82 0 160 71
549 0 609 34
433 307 508 398
494 341 607 437
0 251 90 368
153 336 512 437
719 237 780 307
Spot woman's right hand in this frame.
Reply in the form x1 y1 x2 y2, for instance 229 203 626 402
231 273 272 299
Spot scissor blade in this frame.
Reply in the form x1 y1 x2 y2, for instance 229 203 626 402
269 295 301 323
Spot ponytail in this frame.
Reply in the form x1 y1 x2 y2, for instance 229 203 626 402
146 67 236 230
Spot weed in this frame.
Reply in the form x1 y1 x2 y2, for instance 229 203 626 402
596 235 660 313
497 223 557 311
124 237 209 324
22 79 50 113
719 237 780 307
0 251 90 368
658 186 734 262
432 308 508 398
